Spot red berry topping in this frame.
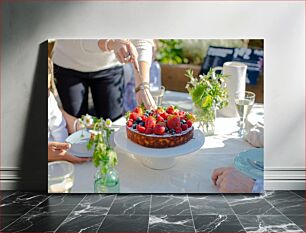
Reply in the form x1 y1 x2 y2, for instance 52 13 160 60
157 121 166 127
133 107 143 115
180 116 185 121
155 107 165 115
136 124 146 133
153 124 165 135
127 120 133 127
141 115 147 122
175 127 182 134
145 128 153 134
167 115 181 129
145 116 156 129
129 112 139 121
181 124 188 131
156 115 164 122
187 120 193 128
161 112 169 120
166 106 175 114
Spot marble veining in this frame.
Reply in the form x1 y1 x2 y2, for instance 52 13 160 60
0 191 305 232
98 215 149 232
0 192 49 216
150 195 191 216
264 191 305 215
107 194 150 215
224 194 280 215
291 190 305 199
72 194 116 216
148 215 195 232
55 213 105 232
0 191 16 201
2 214 68 232
238 215 304 233
188 195 234 215
193 215 245 232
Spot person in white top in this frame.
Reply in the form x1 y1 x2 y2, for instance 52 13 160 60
48 58 89 163
48 91 68 142
52 39 156 120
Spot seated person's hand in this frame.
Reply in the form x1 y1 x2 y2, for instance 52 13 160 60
211 167 255 193
48 141 90 164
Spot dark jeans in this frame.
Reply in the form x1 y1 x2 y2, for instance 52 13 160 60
54 64 124 121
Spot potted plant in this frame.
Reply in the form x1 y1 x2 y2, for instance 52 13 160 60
156 39 247 93
80 115 119 193
185 69 229 135
156 39 201 92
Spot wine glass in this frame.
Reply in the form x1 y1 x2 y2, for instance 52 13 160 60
150 85 165 106
235 91 256 137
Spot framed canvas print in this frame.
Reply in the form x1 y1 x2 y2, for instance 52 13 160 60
47 39 264 194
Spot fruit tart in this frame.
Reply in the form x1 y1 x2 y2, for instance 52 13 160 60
126 105 195 148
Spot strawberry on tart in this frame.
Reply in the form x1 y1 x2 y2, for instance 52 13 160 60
126 105 195 148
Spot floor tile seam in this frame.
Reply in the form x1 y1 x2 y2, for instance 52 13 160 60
236 214 305 232
0 194 51 231
146 194 152 233
224 193 286 215
189 195 235 216
0 191 17 202
187 194 197 233
289 191 306 200
96 194 117 232
53 194 87 232
222 194 248 232
262 195 304 232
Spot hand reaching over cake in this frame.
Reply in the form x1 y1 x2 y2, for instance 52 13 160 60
126 105 196 148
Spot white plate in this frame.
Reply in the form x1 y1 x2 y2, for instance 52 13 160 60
114 126 205 158
65 130 94 158
234 148 264 180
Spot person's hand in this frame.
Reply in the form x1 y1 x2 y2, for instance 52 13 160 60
61 110 78 134
211 167 255 193
136 88 157 110
48 141 90 164
108 39 139 68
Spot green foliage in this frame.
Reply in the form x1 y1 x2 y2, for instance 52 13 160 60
156 39 189 65
125 111 131 121
185 68 229 111
80 115 118 172
156 39 246 65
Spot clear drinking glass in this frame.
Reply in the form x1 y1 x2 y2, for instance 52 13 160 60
235 91 256 137
150 85 165 107
48 161 74 193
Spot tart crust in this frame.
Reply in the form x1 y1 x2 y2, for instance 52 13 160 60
126 126 194 148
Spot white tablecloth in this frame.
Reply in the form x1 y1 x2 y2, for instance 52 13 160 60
71 91 264 193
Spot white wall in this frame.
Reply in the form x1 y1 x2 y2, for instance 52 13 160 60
1 1 304 190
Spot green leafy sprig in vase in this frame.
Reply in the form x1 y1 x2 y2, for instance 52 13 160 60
80 114 119 193
185 68 229 135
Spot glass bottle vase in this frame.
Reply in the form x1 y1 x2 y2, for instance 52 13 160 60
193 105 216 136
94 164 120 193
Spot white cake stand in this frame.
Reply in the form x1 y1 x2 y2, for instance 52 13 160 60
114 126 205 170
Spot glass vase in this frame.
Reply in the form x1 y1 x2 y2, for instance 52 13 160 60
94 164 120 193
193 104 216 136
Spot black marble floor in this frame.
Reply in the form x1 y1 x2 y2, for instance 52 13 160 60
0 191 304 232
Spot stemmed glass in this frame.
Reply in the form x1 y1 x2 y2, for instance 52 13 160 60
235 91 256 137
150 85 165 106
